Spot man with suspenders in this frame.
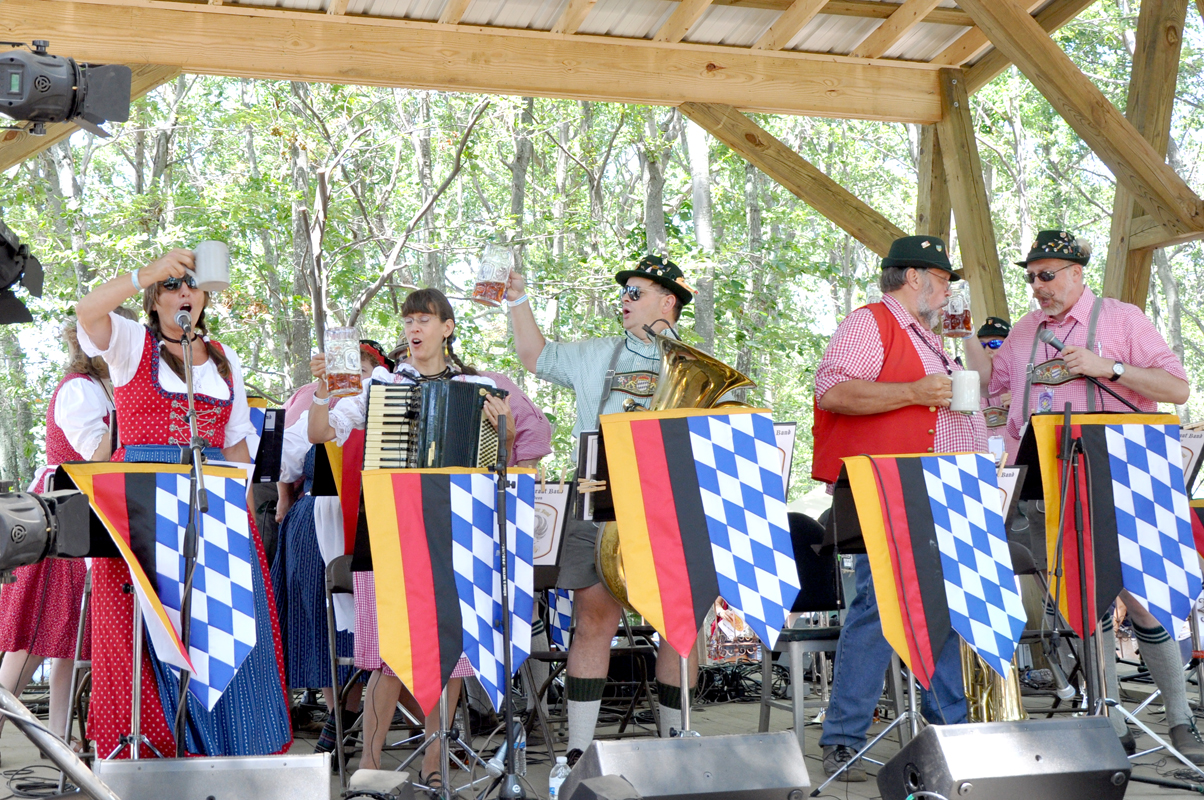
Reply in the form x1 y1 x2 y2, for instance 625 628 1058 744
505 256 699 764
971 229 1199 760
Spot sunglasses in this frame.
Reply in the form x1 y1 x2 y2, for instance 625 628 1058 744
160 274 199 292
981 339 1004 350
620 285 645 302
1024 264 1074 284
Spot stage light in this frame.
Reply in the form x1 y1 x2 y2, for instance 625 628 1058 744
0 489 93 583
0 219 42 324
0 40 131 137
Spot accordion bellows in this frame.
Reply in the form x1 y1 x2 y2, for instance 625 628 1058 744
364 380 507 469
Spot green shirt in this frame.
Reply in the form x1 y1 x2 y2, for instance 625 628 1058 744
535 331 662 441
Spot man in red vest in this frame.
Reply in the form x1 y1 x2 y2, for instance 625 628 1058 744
813 235 986 781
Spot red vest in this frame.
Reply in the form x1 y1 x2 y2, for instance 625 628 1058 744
811 302 938 483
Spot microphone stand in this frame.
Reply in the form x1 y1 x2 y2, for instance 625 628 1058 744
492 414 525 799
173 318 210 755
1079 375 1140 413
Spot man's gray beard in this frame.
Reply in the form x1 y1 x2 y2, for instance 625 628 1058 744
916 283 942 329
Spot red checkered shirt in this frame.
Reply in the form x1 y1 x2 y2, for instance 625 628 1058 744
815 294 988 465
988 286 1188 444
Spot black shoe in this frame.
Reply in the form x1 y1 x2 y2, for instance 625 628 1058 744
565 748 583 768
822 745 867 782
1170 724 1204 765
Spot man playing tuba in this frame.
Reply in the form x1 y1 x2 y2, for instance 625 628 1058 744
506 255 697 766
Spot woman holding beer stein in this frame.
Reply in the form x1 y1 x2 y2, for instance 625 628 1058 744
309 288 550 791
76 249 291 758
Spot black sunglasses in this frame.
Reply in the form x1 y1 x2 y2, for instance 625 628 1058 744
620 285 644 301
1024 264 1074 284
981 339 1004 350
160 274 199 292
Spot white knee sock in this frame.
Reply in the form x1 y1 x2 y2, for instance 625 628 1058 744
565 676 607 754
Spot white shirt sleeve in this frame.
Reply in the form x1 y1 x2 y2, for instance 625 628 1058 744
76 313 146 387
279 411 312 484
327 366 392 446
221 344 255 451
54 376 113 459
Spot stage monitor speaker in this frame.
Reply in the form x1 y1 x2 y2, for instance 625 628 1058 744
560 731 809 800
569 775 642 800
876 717 1130 800
93 753 331 800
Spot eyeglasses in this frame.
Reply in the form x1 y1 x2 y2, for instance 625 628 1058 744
1024 264 1074 284
160 274 198 292
620 285 644 302
981 339 1004 350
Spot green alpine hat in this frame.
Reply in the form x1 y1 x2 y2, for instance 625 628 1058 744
615 254 695 305
1015 230 1091 267
976 317 1011 339
880 235 961 281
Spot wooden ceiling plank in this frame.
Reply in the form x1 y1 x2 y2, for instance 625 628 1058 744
0 64 180 173
1102 0 1189 309
752 0 828 51
438 0 472 24
681 102 904 256
2 0 943 122
934 68 1007 324
849 0 941 60
551 0 597 34
653 0 715 43
964 0 1098 93
959 0 1204 235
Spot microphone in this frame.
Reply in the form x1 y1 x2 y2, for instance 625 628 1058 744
174 310 193 334
1037 328 1065 351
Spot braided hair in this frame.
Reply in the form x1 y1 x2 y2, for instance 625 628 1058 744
399 288 478 376
142 280 232 382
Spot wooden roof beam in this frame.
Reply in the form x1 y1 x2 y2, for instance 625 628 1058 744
0 64 180 173
438 0 473 25
680 102 905 256
551 0 596 34
1103 0 1189 309
850 0 942 60
654 0 716 43
1128 215 1204 251
928 0 1043 68
959 0 1204 236
934 69 1007 324
752 0 828 51
5 0 943 121
964 0 1099 93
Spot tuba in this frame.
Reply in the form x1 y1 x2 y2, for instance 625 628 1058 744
595 333 754 613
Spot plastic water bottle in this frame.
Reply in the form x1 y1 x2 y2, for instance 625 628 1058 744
548 755 571 799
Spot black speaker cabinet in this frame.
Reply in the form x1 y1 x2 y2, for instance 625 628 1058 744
560 732 809 800
877 717 1130 800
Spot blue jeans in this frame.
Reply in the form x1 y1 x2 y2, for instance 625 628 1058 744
819 555 967 749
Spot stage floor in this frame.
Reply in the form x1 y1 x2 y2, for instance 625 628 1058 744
1 685 1200 798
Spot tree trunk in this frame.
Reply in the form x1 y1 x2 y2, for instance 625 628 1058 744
508 97 535 270
735 163 764 399
412 92 442 290
639 111 676 256
0 328 34 486
288 100 315 389
46 143 92 293
685 119 715 352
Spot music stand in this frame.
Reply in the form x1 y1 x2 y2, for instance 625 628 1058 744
1016 410 1204 778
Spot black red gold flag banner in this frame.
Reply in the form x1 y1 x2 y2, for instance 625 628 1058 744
842 455 949 689
1192 501 1204 556
313 429 366 556
361 470 463 714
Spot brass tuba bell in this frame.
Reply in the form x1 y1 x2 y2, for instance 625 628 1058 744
594 333 755 613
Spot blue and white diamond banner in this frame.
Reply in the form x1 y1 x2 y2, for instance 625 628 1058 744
687 412 798 652
548 588 573 649
921 454 1027 678
450 472 536 713
1105 424 1202 638
151 473 257 711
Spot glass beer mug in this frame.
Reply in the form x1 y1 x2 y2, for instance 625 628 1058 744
942 284 972 337
324 326 363 398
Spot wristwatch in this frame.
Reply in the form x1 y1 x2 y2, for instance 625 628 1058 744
1109 361 1126 382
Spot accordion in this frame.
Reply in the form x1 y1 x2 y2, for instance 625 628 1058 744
364 379 508 470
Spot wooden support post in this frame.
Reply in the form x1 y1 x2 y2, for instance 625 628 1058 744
1102 0 1189 309
934 69 1008 324
916 125 951 241
680 103 905 256
0 64 180 173
958 0 1204 237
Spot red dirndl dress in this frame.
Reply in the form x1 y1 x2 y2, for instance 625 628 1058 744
88 331 290 758
0 374 98 659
